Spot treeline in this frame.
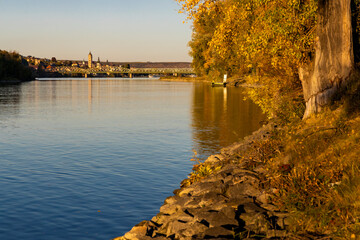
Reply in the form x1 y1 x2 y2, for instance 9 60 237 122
0 50 33 82
178 0 360 121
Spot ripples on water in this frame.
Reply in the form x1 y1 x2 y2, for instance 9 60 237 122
0 78 264 240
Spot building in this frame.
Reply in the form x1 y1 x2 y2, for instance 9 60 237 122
88 52 93 68
96 57 101 68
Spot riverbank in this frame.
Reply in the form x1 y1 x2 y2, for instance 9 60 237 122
0 78 23 84
0 77 34 84
115 91 360 239
159 76 246 86
159 75 259 88
159 76 207 82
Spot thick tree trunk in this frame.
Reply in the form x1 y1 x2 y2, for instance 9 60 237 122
300 0 354 118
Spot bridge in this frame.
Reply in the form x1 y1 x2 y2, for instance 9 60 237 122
51 67 195 78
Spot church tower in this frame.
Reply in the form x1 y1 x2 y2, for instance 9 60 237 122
88 51 93 68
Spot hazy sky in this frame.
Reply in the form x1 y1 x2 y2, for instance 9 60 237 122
0 0 192 62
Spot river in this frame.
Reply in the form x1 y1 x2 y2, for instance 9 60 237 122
0 78 265 240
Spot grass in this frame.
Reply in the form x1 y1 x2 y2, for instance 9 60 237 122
265 82 360 238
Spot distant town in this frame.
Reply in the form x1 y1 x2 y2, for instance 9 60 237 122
20 52 193 78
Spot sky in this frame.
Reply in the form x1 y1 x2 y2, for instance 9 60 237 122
0 0 192 62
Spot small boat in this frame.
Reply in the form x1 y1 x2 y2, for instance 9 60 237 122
212 74 228 87
211 82 227 87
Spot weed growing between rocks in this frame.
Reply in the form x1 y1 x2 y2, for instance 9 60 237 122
181 150 223 187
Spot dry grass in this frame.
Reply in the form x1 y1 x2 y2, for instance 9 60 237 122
267 107 360 238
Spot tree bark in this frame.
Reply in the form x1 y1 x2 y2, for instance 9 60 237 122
300 0 354 119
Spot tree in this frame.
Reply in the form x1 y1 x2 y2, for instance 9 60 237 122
301 0 354 118
0 50 33 82
177 0 317 121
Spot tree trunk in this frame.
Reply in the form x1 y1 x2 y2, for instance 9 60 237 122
300 0 354 119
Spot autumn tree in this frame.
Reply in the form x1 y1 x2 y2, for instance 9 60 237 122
187 0 225 77
177 0 317 121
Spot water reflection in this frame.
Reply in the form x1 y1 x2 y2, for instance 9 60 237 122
191 84 265 158
0 80 265 159
0 84 21 117
18 79 121 110
0 79 266 240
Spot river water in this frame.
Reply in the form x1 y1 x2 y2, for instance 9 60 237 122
0 78 264 240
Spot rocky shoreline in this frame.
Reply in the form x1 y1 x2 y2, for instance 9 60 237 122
114 124 330 240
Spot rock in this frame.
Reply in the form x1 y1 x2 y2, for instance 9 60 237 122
260 203 279 211
270 212 290 229
218 206 237 220
113 237 126 240
240 212 271 233
257 192 271 205
201 173 228 183
204 227 234 239
230 170 260 185
151 213 169 226
181 197 199 208
164 195 179 205
205 154 225 164
197 192 228 208
242 202 267 213
124 226 147 240
123 221 150 240
165 220 189 237
266 229 288 238
217 165 236 175
179 222 208 238
177 180 226 197
225 196 254 208
226 182 260 199
126 236 153 240
197 210 238 228
174 212 195 223
159 195 191 214
284 216 292 227
159 202 179 215
221 141 251 156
